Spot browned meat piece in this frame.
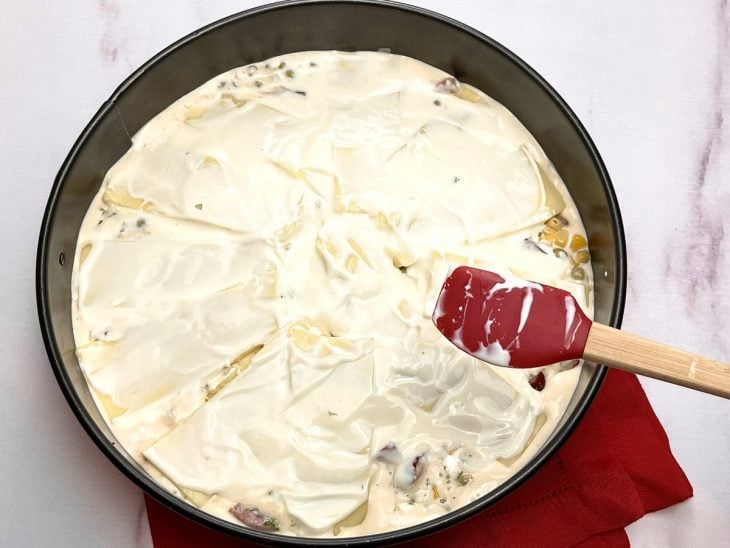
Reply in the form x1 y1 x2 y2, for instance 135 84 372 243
229 504 280 531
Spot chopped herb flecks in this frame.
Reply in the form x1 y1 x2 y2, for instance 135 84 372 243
456 471 473 486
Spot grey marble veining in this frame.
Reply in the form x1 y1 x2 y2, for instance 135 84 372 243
668 0 729 357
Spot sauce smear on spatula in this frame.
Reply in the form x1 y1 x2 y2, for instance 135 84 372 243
433 265 591 368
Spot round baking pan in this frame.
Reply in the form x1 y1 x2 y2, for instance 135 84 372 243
37 0 626 545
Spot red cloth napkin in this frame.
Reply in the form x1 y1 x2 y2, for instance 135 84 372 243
144 370 692 547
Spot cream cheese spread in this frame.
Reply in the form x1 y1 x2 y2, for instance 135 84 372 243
72 51 593 537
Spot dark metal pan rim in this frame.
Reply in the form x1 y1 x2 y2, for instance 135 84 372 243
37 1 626 545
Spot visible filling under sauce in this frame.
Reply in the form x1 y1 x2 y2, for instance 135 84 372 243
72 51 593 537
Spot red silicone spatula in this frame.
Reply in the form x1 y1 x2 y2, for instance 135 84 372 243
433 265 730 399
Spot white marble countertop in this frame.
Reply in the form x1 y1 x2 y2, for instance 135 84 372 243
1 0 727 546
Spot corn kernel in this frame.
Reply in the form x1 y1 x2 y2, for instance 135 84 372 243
569 234 587 252
183 105 206 121
79 244 92 265
199 156 219 168
539 230 555 244
456 85 484 103
554 229 569 247
545 217 562 231
346 254 359 272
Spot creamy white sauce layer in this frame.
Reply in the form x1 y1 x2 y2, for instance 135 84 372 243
72 51 593 537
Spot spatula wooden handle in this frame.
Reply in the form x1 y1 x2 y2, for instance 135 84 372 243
583 323 730 399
